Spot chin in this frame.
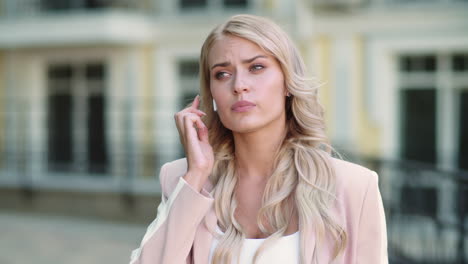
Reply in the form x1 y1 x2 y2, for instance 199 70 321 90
230 126 258 134
224 120 267 134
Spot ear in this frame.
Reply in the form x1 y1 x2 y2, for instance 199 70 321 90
283 83 290 97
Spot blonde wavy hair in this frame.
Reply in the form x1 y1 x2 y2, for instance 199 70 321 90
198 14 347 264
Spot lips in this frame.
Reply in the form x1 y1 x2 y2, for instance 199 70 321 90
231 100 256 112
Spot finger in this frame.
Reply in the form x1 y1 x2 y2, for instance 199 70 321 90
175 110 203 135
175 109 205 148
174 113 185 134
194 118 209 143
176 110 196 121
183 113 201 141
183 108 206 117
183 114 203 152
174 113 187 146
191 95 200 110
193 109 206 116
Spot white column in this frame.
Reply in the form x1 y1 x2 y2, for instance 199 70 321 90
4 51 19 177
436 53 457 171
123 48 142 183
28 55 46 180
368 37 398 160
108 50 126 180
330 35 355 152
154 47 181 168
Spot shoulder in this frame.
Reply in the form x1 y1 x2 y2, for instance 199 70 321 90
159 158 188 197
330 157 388 257
330 157 379 201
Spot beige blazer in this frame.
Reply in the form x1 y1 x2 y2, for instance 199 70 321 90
130 157 388 264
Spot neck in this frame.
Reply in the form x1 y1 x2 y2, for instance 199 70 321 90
233 120 287 181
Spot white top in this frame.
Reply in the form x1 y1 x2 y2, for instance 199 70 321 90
208 226 300 264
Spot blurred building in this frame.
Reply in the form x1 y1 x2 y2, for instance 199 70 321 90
306 1 468 262
0 0 298 222
0 0 467 262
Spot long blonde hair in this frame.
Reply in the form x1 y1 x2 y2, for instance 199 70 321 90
198 14 347 264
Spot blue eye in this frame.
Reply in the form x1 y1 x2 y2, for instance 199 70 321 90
250 64 264 71
215 72 230 79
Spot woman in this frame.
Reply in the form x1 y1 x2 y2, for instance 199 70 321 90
130 14 388 264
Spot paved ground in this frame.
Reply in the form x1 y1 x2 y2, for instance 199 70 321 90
0 210 148 264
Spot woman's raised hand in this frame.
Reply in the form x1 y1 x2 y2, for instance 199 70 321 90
174 95 214 192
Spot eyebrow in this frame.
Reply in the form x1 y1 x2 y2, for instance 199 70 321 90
210 55 268 70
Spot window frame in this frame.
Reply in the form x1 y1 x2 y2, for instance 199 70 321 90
396 52 468 171
45 61 109 175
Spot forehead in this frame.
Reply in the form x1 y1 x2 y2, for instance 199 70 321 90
208 35 268 65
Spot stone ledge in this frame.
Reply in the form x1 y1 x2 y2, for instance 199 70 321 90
0 187 161 224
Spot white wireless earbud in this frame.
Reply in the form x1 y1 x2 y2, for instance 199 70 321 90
213 99 217 111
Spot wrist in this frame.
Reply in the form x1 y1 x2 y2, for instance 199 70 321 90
183 171 208 192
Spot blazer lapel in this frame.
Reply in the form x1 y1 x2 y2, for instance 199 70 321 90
192 180 216 263
192 209 216 263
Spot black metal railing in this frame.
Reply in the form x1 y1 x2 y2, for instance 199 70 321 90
360 158 468 264
1 146 467 262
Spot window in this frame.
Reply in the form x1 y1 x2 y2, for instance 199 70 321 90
458 91 468 170
48 65 74 168
399 55 437 164
400 89 437 164
85 63 108 173
47 62 108 174
453 54 468 170
224 0 247 7
40 0 111 11
452 53 468 72
400 55 436 72
177 59 200 157
398 53 468 170
388 0 468 3
178 59 199 109
179 0 247 10
180 0 207 9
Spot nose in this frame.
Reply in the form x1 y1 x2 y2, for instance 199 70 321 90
232 73 250 94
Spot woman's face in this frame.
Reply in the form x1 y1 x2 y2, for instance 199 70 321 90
208 35 287 134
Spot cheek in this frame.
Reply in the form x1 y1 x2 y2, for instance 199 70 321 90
210 86 221 104
259 74 286 100
211 81 231 101
210 82 220 103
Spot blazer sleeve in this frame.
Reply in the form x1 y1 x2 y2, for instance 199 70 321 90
355 171 389 264
130 162 214 264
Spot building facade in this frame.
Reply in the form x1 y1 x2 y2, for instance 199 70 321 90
0 0 467 261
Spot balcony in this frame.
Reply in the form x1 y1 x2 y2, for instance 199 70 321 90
0 0 157 47
0 0 256 48
0 0 153 17
309 0 468 11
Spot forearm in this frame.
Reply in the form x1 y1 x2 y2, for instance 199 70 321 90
131 177 214 264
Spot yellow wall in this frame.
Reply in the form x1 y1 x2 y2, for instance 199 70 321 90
311 35 381 157
353 36 381 158
312 35 334 139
